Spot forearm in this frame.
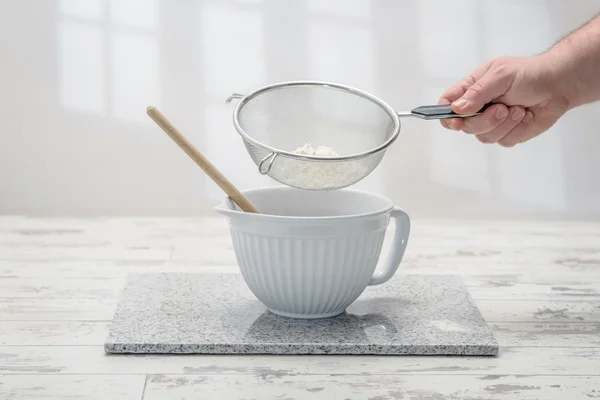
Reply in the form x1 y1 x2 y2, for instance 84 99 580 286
542 15 600 109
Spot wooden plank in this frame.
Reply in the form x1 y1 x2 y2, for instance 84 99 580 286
477 300 600 322
465 279 600 300
409 219 600 232
0 232 107 248
404 258 600 274
2 321 600 348
400 246 600 268
1 216 597 230
0 278 125 299
170 237 600 268
491 323 600 347
169 238 239 264
0 375 145 400
2 274 599 300
142 374 600 400
1 346 599 375
405 234 600 250
0 216 102 231
1 243 595 270
2 297 600 325
0 245 172 262
169 239 600 267
0 262 238 278
1 298 597 323
0 322 110 345
2 217 599 251
0 298 118 320
2 260 597 278
3 217 600 267
0 217 229 247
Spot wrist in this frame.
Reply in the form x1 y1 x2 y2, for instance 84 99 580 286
539 15 600 109
537 49 580 110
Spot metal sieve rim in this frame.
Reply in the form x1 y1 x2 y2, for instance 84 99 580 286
230 81 401 162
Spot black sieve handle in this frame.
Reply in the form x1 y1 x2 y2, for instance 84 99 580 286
409 103 493 120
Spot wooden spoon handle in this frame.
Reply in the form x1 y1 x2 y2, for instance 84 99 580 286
146 106 260 214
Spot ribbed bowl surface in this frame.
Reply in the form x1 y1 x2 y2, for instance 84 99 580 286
229 227 387 319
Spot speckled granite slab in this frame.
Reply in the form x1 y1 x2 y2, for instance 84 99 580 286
105 273 498 356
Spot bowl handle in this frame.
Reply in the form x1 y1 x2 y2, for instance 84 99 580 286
368 207 411 286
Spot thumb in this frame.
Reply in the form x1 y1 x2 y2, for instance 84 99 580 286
451 71 511 114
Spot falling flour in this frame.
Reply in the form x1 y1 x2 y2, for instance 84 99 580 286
275 142 369 189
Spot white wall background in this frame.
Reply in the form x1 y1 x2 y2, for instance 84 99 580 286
1 0 599 219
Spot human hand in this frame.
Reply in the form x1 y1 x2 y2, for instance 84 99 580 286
439 56 570 147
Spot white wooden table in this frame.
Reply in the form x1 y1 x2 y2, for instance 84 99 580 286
1 216 599 399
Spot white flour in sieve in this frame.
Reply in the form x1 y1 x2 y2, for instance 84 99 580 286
274 142 369 189
293 142 339 157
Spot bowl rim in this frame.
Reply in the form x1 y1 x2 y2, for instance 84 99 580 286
214 186 396 222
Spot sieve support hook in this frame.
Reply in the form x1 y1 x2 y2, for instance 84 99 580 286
258 152 278 175
226 93 244 104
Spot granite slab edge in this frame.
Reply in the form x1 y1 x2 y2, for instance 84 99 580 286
104 342 499 356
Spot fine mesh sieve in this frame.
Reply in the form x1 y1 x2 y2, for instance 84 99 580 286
227 81 487 190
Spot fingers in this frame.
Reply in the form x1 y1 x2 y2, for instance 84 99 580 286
512 112 543 144
437 98 453 130
451 68 514 115
476 106 526 143
438 62 493 130
497 111 534 147
439 75 476 106
439 61 493 104
447 118 466 131
437 99 467 131
447 105 535 148
459 103 509 135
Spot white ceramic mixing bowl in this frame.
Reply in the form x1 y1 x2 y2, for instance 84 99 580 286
215 187 410 319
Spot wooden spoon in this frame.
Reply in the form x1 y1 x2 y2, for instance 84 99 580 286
146 106 259 213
